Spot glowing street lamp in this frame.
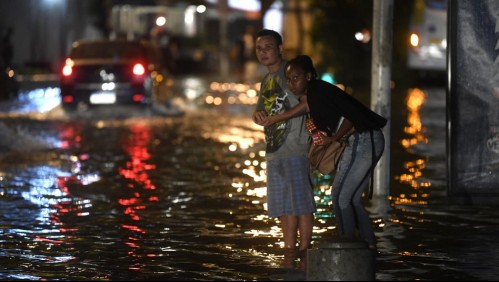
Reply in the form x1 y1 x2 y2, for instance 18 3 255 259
156 16 166 27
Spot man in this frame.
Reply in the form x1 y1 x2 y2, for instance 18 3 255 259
252 29 315 266
1 27 13 68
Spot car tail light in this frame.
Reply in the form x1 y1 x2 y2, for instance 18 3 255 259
62 58 74 77
63 95 74 104
132 63 145 76
133 94 145 102
410 33 420 47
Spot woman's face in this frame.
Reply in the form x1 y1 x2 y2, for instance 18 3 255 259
286 64 310 96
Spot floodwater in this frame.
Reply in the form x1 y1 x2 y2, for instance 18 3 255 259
0 77 498 281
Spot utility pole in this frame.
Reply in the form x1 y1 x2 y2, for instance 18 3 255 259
371 0 393 197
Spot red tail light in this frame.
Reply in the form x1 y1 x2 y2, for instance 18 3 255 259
63 95 74 104
132 63 145 76
132 94 145 102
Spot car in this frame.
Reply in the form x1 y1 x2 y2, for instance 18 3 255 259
60 39 169 111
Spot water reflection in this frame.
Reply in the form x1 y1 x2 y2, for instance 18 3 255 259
206 81 260 106
402 88 428 149
117 123 160 270
119 124 156 191
393 87 433 205
0 87 61 116
16 87 61 114
2 78 498 280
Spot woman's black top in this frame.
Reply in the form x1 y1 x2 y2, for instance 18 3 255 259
307 79 387 135
307 79 387 199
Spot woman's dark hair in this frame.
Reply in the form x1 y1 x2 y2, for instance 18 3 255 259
256 29 283 46
286 55 318 80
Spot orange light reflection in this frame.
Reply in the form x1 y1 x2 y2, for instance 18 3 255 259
394 88 432 205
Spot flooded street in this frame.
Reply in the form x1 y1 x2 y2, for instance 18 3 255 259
0 77 498 281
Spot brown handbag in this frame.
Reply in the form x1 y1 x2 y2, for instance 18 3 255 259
306 117 352 175
308 139 347 175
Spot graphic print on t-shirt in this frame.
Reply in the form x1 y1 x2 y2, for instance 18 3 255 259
261 75 290 153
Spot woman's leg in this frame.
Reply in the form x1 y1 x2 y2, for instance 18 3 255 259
332 132 375 239
332 135 363 238
352 176 376 246
354 130 385 247
351 130 385 247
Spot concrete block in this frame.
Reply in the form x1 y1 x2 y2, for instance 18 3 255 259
307 239 375 281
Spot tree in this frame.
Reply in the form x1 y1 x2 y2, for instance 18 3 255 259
308 0 414 88
309 0 372 87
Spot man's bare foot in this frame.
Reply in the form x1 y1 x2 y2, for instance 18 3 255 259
298 249 308 271
282 248 298 269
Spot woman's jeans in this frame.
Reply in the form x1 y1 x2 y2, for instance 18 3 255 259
331 129 385 246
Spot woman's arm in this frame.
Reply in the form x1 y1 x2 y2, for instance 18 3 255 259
252 110 267 125
259 96 309 127
316 117 355 145
333 117 355 141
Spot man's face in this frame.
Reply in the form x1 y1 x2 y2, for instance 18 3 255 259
255 35 282 67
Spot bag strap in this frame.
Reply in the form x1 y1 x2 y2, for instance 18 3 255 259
336 117 344 132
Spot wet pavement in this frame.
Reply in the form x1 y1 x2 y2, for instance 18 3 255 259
0 75 498 280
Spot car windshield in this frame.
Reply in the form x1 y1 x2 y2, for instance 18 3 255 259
70 42 145 60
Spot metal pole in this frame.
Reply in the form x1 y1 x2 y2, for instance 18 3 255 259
370 0 393 197
219 0 229 77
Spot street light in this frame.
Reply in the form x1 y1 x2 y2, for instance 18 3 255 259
355 28 371 43
196 5 206 13
156 16 166 27
184 5 206 36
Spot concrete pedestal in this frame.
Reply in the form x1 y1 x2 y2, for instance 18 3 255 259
307 239 375 281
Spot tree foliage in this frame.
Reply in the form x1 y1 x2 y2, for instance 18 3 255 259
309 0 373 86
308 0 414 87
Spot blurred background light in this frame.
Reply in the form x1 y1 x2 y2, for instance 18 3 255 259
263 1 283 34
229 0 260 12
156 16 166 27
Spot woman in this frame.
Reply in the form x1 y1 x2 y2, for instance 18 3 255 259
285 55 387 250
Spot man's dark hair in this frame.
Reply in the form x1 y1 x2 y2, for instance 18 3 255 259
256 29 282 46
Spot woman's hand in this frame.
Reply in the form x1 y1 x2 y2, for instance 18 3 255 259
313 131 337 145
253 110 267 126
310 131 331 146
259 115 280 127
254 97 309 127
